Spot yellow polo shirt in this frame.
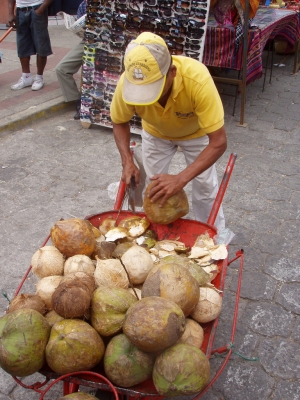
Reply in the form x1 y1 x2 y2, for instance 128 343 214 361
110 56 224 140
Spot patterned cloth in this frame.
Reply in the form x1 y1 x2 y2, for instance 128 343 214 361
77 0 87 19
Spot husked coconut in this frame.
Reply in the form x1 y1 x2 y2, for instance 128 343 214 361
190 287 222 323
31 245 65 278
91 286 138 336
7 293 47 315
64 255 95 277
152 343 210 396
36 275 63 310
46 319 105 374
123 296 185 353
141 262 199 316
52 280 92 319
121 245 154 284
104 333 155 387
50 218 96 258
60 272 95 295
94 257 129 289
143 182 189 225
176 318 204 348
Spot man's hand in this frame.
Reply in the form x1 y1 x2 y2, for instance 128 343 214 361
147 174 184 207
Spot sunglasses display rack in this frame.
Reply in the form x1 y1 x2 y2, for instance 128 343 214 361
80 0 211 132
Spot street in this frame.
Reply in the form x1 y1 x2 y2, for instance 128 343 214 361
0 49 300 399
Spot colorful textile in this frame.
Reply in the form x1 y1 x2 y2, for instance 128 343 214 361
203 8 300 84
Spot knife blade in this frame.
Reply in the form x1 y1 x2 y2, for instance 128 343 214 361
128 176 136 214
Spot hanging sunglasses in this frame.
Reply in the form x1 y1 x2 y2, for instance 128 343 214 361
191 1 207 6
165 34 185 43
84 45 96 53
184 42 201 50
184 49 200 58
186 30 204 39
159 6 173 17
185 36 202 44
188 19 205 28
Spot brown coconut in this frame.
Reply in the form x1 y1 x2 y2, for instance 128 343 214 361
52 280 92 319
143 182 189 225
7 293 47 315
60 272 96 295
123 296 186 353
141 262 200 316
50 218 96 258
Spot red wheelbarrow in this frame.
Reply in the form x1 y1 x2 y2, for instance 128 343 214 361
11 153 244 399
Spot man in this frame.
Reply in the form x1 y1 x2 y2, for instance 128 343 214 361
8 0 53 91
110 32 227 231
55 0 86 120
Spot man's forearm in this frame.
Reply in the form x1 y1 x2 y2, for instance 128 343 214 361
178 127 227 186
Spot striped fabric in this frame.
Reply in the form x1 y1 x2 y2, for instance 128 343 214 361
203 8 300 85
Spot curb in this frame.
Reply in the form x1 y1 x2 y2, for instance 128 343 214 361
0 99 75 136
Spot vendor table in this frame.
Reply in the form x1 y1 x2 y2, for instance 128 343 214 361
202 7 300 126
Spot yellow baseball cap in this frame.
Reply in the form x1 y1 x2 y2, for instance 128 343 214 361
122 32 171 106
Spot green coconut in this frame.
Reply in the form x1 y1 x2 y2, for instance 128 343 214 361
0 308 51 377
141 262 200 317
123 296 185 353
104 333 155 387
152 343 210 396
59 393 98 399
91 286 138 336
45 319 105 374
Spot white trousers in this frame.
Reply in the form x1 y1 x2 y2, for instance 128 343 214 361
141 130 225 231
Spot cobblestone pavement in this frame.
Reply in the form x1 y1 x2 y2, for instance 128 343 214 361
0 50 299 399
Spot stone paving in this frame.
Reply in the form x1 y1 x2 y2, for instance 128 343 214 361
0 48 299 399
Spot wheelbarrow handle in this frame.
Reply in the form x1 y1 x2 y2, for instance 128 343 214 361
0 27 13 44
207 153 237 227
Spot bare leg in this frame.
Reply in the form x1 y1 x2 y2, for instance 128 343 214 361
36 55 47 75
20 56 30 73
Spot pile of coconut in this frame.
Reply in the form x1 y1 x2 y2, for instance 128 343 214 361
0 215 227 397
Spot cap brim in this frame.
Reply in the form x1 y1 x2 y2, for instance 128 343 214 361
122 75 166 106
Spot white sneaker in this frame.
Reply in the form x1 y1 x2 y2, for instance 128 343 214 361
32 79 44 91
11 76 33 90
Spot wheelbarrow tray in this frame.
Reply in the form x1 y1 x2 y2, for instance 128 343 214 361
37 210 228 398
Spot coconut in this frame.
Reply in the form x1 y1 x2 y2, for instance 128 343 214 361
143 183 189 225
104 333 155 387
50 218 96 258
91 286 138 336
59 393 98 399
94 257 129 289
92 239 116 260
112 242 134 258
99 217 117 235
0 308 51 377
36 275 63 310
121 245 154 285
142 262 199 316
44 310 64 327
190 287 223 323
123 296 185 353
160 255 212 286
45 319 105 374
60 272 96 295
31 245 65 278
52 280 92 319
118 216 150 238
64 255 95 277
128 287 142 300
176 318 204 348
152 343 210 396
7 293 47 315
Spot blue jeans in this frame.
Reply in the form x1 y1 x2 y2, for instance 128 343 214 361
16 5 52 58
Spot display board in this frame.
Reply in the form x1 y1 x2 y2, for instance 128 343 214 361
80 0 211 130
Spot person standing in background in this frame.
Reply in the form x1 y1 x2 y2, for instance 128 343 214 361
8 0 53 91
55 0 86 120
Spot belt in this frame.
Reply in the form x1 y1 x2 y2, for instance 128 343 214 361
17 5 41 11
